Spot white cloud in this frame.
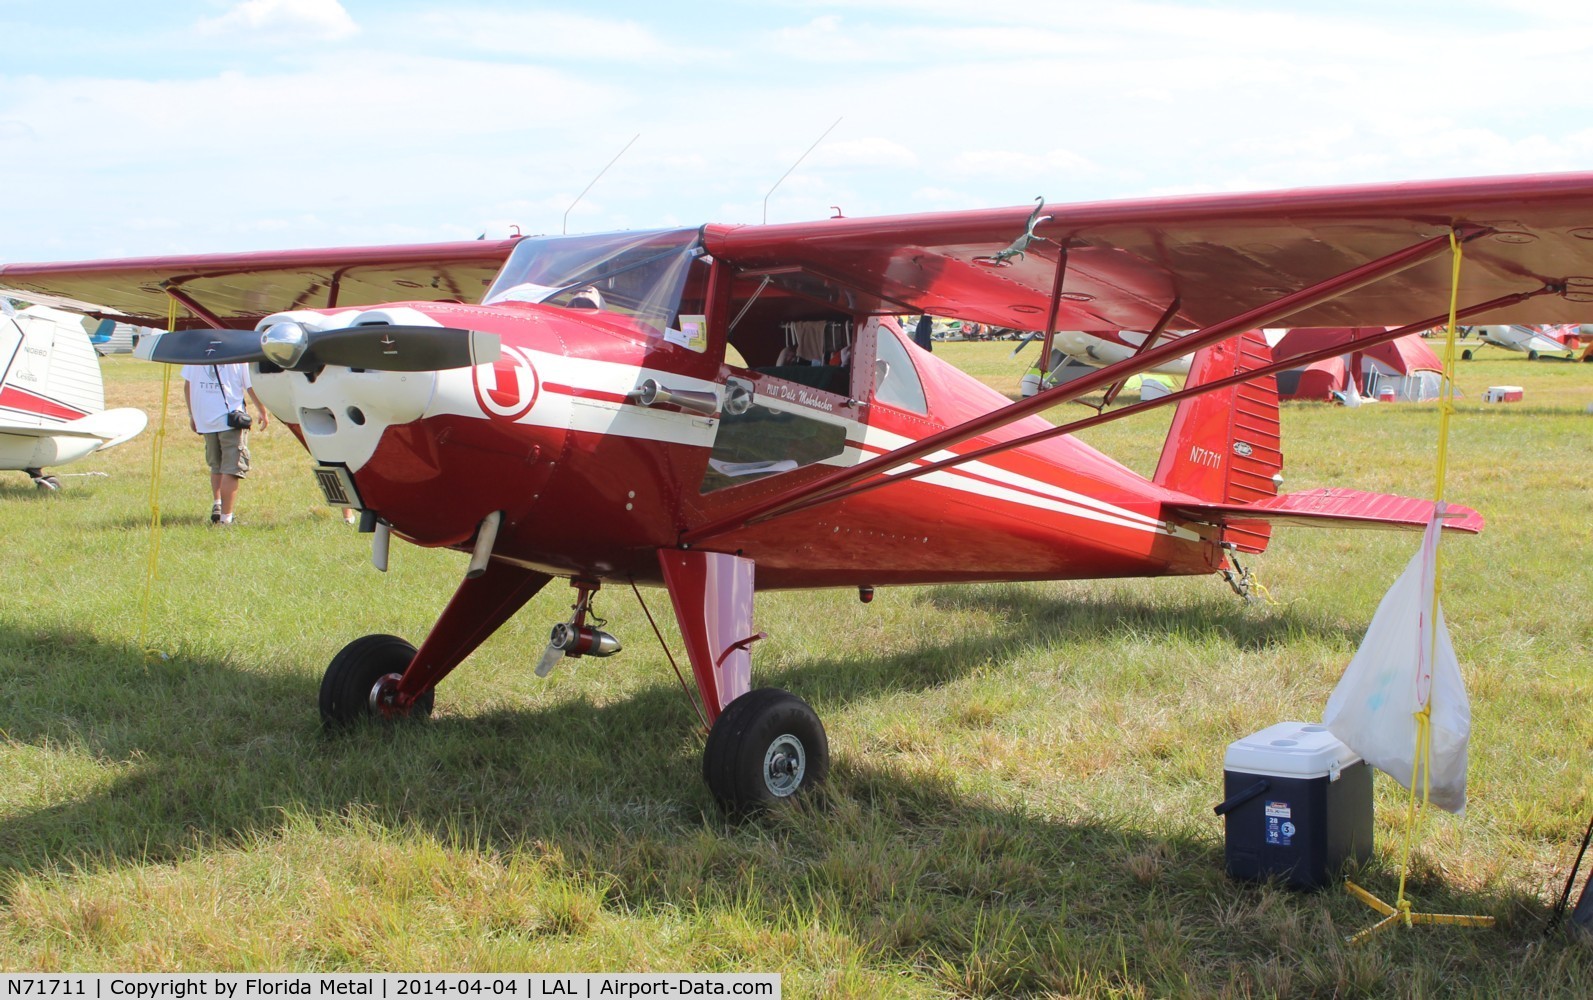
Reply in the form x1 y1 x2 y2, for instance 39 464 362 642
197 0 358 42
5 2 1593 260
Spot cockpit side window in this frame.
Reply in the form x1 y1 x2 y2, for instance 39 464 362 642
871 325 928 414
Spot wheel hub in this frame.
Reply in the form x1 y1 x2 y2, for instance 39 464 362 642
762 733 807 797
368 672 404 717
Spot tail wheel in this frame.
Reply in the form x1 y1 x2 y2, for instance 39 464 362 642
703 688 829 814
319 633 434 728
25 468 59 491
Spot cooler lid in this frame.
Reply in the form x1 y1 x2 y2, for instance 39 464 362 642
1224 721 1363 779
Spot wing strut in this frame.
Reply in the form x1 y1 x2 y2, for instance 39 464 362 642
1035 243 1069 386
681 229 1478 546
162 283 229 330
755 285 1554 522
1101 296 1183 409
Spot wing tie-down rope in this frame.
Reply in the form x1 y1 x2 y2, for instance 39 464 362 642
135 299 177 662
1343 229 1493 944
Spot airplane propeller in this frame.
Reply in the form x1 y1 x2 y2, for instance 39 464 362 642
135 322 500 372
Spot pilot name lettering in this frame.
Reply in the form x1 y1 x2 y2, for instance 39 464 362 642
761 382 836 412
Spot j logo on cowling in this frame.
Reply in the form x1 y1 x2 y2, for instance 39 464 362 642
473 344 539 420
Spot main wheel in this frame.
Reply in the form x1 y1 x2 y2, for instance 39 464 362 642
703 688 829 815
1460 348 1474 360
319 633 434 728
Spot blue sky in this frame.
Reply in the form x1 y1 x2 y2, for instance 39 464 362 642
3 0 1592 261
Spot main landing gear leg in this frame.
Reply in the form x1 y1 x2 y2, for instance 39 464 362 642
320 557 553 727
659 549 829 814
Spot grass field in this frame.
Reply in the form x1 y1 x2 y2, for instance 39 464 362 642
1 344 1590 996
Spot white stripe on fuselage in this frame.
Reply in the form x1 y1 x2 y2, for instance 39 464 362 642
433 350 1191 539
859 427 1196 540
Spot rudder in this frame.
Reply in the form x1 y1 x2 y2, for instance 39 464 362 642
1153 330 1281 552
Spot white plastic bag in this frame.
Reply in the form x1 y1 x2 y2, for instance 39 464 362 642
1323 508 1470 813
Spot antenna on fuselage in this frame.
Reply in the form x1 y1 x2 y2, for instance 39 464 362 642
562 133 640 235
762 116 842 225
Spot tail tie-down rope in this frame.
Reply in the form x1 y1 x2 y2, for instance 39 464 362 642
1342 231 1493 944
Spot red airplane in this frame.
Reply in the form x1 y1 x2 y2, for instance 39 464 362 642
4 172 1590 813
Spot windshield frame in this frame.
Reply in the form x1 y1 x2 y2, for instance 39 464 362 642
483 227 704 337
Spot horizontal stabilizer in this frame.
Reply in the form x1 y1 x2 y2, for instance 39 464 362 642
1166 488 1483 534
0 407 147 447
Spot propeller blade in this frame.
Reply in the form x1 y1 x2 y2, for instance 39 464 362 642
303 325 501 371
133 328 266 366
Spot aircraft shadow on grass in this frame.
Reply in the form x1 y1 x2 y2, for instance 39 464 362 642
0 607 1549 982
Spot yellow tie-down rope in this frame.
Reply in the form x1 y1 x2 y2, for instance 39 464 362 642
1343 230 1493 944
134 300 177 662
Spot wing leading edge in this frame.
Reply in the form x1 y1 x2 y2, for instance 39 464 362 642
1 238 524 330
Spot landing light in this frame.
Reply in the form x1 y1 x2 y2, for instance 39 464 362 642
261 320 309 368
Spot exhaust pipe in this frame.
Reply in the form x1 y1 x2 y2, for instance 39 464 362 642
631 378 718 416
466 510 502 580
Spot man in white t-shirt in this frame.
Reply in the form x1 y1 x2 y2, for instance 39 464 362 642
181 364 269 525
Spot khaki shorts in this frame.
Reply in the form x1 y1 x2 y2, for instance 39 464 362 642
203 429 250 478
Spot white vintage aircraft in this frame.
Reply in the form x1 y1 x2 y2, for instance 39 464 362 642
1046 329 1194 375
1 301 147 490
1458 323 1578 360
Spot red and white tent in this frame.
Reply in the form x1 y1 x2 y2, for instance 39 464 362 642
1273 328 1445 402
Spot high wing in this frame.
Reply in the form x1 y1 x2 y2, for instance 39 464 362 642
682 172 1593 541
702 171 1593 331
7 174 1592 334
7 172 1593 534
0 238 523 330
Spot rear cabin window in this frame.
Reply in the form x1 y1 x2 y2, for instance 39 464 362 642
871 326 927 413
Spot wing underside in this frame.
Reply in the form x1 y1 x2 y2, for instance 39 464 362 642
1 239 523 330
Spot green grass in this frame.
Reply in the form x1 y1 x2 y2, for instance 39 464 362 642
1 348 1590 996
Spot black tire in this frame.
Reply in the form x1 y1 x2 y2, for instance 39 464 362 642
703 687 828 815
35 476 60 492
1460 349 1474 360
319 633 433 728
1529 350 1540 361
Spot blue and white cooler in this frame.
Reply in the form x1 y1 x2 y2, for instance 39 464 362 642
1214 721 1373 889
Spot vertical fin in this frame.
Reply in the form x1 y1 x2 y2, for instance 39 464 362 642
1153 330 1281 552
0 306 104 422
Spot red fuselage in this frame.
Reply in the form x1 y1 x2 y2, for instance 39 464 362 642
254 297 1220 591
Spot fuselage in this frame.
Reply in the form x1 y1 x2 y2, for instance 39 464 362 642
248 230 1224 589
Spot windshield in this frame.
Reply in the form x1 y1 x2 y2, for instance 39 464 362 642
483 228 703 337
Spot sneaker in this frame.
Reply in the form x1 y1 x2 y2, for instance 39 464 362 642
211 500 223 524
